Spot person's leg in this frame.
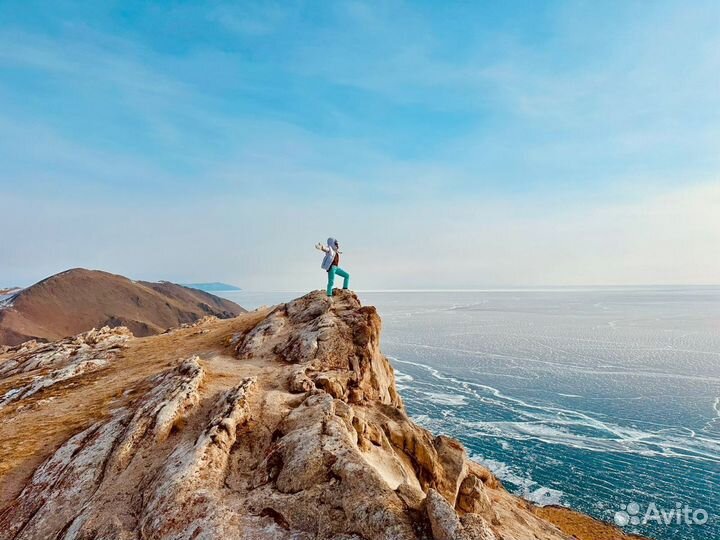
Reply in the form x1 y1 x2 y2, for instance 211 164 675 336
326 266 336 296
334 267 350 289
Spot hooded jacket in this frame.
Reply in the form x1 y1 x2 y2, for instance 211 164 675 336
321 237 339 271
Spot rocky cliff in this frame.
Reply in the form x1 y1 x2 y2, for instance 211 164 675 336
0 290 642 540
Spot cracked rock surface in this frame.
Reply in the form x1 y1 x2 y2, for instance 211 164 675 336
0 290 632 540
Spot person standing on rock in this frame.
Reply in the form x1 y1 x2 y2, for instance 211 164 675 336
315 238 350 296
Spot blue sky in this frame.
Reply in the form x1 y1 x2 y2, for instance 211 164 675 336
1 1 718 289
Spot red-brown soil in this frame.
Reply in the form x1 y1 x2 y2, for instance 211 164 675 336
0 268 245 346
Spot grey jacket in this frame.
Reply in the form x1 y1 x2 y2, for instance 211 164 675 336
320 238 339 270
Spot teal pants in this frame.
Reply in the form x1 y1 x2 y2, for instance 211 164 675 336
327 265 350 296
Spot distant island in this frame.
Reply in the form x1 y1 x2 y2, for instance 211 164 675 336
182 282 242 292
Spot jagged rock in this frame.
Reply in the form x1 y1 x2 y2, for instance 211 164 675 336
108 357 205 473
426 488 465 540
314 373 347 399
236 290 401 408
426 489 498 540
0 326 133 410
0 325 131 378
4 415 131 540
247 391 417 539
458 474 493 515
348 387 364 403
288 367 314 393
468 460 502 490
181 315 219 328
395 481 426 510
461 514 498 540
434 435 468 506
0 289 618 540
140 378 256 539
0 357 205 539
0 357 109 407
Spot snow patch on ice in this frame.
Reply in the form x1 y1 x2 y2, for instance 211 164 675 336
474 456 564 507
425 391 468 406
393 368 414 391
394 369 414 383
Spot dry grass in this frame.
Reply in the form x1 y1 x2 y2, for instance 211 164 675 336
535 505 651 540
0 306 652 540
0 309 268 509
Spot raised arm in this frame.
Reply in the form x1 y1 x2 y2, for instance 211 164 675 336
315 242 329 252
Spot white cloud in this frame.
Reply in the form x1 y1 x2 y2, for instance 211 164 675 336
1 2 718 289
3 179 718 289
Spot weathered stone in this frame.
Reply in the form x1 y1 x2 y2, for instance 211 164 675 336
458 474 492 515
288 368 313 393
396 481 426 510
461 513 498 540
434 435 468 506
140 378 256 539
0 357 205 540
314 374 346 399
0 325 131 378
426 488 464 540
0 289 600 540
348 387 364 403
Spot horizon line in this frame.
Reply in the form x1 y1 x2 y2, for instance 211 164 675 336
221 284 720 294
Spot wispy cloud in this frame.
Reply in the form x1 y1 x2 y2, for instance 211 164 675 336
0 1 718 287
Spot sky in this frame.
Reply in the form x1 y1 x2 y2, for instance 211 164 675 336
1 0 719 290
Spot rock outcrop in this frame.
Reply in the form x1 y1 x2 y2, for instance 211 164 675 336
0 326 132 406
0 290 643 540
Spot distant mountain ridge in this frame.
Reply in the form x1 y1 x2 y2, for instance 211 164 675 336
0 268 246 346
182 282 242 292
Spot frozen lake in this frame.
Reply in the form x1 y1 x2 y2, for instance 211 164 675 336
222 287 720 540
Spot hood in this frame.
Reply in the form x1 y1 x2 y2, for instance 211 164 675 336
327 238 338 250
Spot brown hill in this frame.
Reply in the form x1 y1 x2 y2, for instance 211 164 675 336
0 268 245 346
0 290 648 540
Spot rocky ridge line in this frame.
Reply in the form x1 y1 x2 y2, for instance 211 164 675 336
0 290 641 540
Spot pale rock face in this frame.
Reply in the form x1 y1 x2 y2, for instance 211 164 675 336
458 474 493 515
0 358 109 407
0 325 131 378
426 488 466 540
0 290 580 540
0 326 132 408
235 291 401 408
460 514 499 540
426 490 497 540
0 357 204 540
140 377 257 539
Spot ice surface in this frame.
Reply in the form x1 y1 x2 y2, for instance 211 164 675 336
222 287 720 540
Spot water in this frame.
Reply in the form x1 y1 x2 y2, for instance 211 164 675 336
221 287 720 540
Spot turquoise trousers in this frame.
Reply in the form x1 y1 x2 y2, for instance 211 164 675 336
327 265 350 296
